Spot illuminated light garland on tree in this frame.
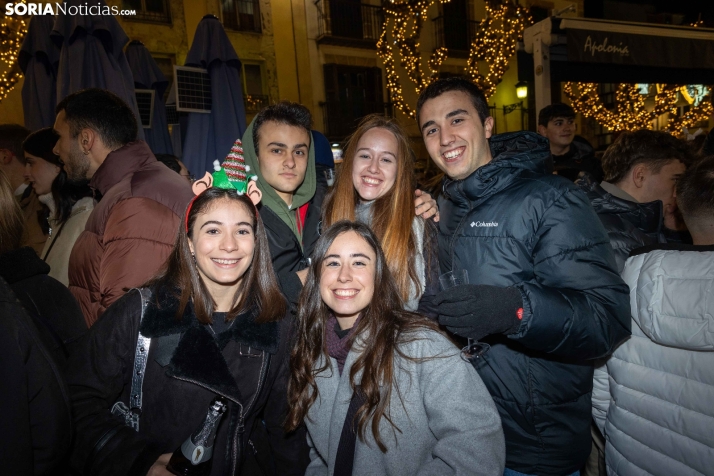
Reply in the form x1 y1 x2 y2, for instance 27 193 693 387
563 82 712 134
0 1 27 102
664 100 713 134
377 0 440 118
466 1 530 99
377 0 530 118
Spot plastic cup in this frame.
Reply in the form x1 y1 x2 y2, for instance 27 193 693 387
438 269 491 361
439 269 469 290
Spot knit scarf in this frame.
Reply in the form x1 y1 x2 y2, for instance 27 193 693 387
325 315 360 375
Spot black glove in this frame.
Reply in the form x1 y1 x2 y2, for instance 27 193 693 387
434 284 524 341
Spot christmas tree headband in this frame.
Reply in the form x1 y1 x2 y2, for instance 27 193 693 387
186 139 262 232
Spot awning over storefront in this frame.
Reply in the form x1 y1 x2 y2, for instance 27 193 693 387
519 17 714 113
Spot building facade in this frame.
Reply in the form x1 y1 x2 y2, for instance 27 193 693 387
1 0 583 157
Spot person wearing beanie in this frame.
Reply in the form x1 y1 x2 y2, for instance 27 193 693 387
0 124 49 255
22 128 93 286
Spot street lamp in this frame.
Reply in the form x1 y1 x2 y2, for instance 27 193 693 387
504 82 529 131
505 82 528 115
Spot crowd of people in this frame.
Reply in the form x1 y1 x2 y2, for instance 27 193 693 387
0 77 712 476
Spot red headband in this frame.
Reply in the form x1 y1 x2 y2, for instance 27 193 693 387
185 194 200 233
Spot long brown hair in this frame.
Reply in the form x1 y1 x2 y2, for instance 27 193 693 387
145 188 286 324
0 169 24 255
323 115 420 302
285 221 442 451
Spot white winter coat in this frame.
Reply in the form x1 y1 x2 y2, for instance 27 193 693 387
39 196 94 286
592 244 714 476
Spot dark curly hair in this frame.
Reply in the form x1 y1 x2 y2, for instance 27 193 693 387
56 88 138 150
252 101 312 155
601 130 687 184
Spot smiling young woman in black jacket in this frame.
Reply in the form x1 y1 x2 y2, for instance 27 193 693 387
65 187 308 476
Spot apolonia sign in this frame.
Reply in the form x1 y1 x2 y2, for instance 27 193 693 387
567 29 714 69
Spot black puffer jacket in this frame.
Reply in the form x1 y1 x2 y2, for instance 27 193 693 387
65 286 308 476
0 247 87 368
0 276 72 476
437 132 631 475
578 178 664 272
552 139 604 182
260 183 325 276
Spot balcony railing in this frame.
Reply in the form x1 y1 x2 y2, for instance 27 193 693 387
316 0 384 48
244 94 269 113
223 0 261 33
321 100 393 139
432 16 478 56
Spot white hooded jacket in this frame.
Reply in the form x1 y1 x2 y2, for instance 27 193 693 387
592 244 714 476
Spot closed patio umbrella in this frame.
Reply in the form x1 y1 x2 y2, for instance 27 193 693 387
51 0 144 140
181 14 246 175
19 15 60 131
126 40 172 154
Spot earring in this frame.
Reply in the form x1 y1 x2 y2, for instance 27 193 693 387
83 149 89 155
192 253 197 265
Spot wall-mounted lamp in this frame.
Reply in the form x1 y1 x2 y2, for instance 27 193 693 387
516 81 528 100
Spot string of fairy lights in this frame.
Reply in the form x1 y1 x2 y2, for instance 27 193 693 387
377 0 530 118
2 0 712 135
564 82 713 134
0 1 27 102
466 1 530 99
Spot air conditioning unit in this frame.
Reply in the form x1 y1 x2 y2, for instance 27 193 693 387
173 65 212 113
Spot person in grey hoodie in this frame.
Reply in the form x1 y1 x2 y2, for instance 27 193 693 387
592 156 714 476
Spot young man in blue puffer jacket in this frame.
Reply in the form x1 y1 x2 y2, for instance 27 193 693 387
417 77 631 476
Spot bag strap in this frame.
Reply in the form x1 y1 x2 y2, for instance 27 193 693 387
42 220 67 262
333 388 365 476
129 288 152 412
90 288 152 473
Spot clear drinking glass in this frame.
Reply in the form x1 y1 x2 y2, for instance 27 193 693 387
439 269 490 362
439 269 469 290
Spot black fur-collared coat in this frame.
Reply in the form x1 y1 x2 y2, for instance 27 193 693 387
65 286 308 476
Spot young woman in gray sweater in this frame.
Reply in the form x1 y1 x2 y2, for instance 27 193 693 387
286 221 505 476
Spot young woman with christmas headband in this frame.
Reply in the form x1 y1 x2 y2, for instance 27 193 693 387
65 141 308 476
